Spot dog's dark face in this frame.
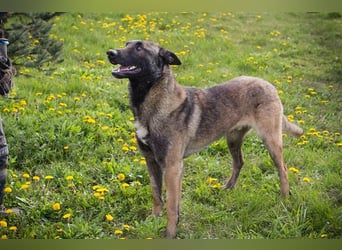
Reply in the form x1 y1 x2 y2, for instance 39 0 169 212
107 40 181 81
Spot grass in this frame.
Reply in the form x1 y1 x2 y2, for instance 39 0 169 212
0 12 341 239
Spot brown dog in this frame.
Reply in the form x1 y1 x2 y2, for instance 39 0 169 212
107 40 303 238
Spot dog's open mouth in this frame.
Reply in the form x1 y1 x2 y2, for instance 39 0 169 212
112 65 141 78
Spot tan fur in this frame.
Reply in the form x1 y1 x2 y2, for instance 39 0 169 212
107 40 303 238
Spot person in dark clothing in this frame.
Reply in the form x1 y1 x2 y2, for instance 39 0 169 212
0 29 14 215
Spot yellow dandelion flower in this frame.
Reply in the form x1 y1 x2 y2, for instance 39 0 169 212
96 187 109 193
65 175 73 181
101 125 109 131
121 183 130 189
122 145 129 151
0 220 7 227
63 146 69 150
9 226 17 231
92 185 101 190
33 176 40 181
211 183 222 189
105 214 114 221
336 142 342 147
5 209 13 215
123 224 131 231
114 229 123 235
320 234 328 238
287 114 294 122
45 175 54 180
62 213 72 219
4 187 12 193
289 167 299 173
117 173 125 181
206 177 217 185
20 184 30 190
93 192 102 199
303 177 310 183
1 234 7 239
22 173 30 179
53 203 61 211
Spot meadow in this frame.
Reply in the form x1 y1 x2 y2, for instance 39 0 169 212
0 12 341 239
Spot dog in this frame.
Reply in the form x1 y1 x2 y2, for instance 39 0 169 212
107 40 303 238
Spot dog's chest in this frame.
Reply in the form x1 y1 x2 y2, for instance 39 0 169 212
134 120 149 145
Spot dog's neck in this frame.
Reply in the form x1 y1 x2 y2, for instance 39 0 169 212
128 66 185 120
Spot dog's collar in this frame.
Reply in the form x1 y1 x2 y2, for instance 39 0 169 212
0 39 9 45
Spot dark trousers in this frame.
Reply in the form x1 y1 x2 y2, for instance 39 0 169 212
0 119 8 207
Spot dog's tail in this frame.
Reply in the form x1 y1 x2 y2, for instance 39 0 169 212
282 115 303 137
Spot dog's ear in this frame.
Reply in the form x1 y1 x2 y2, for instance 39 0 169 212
159 48 182 65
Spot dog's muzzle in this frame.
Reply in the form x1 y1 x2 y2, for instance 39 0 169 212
107 49 141 78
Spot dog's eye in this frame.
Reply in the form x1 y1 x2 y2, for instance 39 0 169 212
135 42 143 51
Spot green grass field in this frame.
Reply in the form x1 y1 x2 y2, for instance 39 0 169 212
0 12 341 239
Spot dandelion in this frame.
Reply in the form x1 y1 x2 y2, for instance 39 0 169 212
303 177 310 183
211 183 221 189
320 234 328 238
123 224 131 231
20 184 30 190
4 187 12 193
63 146 69 150
32 176 40 181
3 210 12 216
206 177 217 185
121 183 130 189
62 213 72 219
117 173 125 181
53 203 61 211
0 220 7 227
105 214 114 221
59 102 67 108
65 175 73 181
22 173 30 179
287 114 294 122
140 158 147 165
114 229 123 235
101 125 109 131
289 167 299 173
1 234 7 239
122 145 129 151
45 175 54 180
9 226 17 231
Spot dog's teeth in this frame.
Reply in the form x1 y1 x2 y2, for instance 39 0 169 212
129 66 137 70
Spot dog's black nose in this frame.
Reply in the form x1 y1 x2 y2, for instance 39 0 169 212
107 50 118 57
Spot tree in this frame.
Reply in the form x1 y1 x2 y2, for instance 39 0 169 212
0 12 64 73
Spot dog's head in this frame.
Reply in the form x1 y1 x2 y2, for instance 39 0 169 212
107 40 181 80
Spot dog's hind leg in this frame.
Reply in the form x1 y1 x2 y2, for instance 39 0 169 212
254 113 289 197
164 160 183 238
223 126 251 189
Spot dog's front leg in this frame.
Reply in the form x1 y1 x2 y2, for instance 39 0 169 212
146 158 163 217
164 160 183 238
138 141 164 217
